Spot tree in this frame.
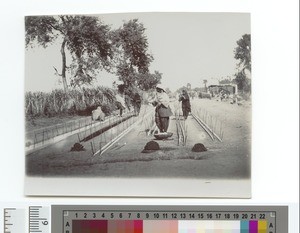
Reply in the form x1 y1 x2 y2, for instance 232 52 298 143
25 15 113 92
234 34 251 73
234 71 251 94
234 34 251 94
113 19 153 74
112 19 157 95
137 71 162 91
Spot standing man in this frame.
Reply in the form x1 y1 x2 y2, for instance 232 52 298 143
133 92 142 116
179 89 191 119
152 85 173 134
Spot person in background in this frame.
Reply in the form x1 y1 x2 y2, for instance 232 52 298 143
115 94 126 116
178 89 191 119
152 85 173 134
132 92 142 116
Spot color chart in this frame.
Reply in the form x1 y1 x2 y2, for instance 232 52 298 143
71 219 268 233
50 206 285 233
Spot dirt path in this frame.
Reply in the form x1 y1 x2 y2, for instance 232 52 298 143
26 99 250 179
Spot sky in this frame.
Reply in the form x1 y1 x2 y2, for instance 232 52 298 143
25 12 250 92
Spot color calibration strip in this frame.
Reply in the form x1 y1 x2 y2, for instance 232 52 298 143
70 220 268 233
54 206 283 233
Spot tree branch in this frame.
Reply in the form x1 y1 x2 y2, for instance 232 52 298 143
53 66 62 76
47 21 65 35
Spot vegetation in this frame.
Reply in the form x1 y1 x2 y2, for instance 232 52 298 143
113 19 161 102
25 16 163 120
25 15 114 92
25 87 118 118
233 34 251 94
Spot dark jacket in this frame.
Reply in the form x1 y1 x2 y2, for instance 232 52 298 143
179 93 191 112
156 104 173 117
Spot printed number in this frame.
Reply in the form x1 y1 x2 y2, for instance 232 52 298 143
128 213 131 218
189 213 195 219
207 214 213 219
172 213 177 218
163 213 168 218
102 213 105 218
111 213 114 218
42 221 48 225
154 213 159 218
146 213 149 219
84 213 87 218
259 214 265 219
198 213 204 219
137 213 140 218
225 213 230 219
180 213 186 219
93 213 96 218
251 214 257 219
119 213 123 218
233 214 239 219
75 213 78 218
242 214 248 219
216 213 221 219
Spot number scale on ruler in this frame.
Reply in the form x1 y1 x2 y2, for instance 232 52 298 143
29 206 49 233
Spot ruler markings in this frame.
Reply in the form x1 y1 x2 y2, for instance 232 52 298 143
4 208 26 233
28 206 50 233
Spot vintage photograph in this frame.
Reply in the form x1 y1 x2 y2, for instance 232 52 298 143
25 12 251 197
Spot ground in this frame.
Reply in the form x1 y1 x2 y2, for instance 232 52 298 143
26 98 251 179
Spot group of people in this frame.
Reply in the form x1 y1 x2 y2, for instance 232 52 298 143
152 85 191 134
115 85 191 135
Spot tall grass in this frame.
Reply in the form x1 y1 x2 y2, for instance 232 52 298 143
25 87 118 118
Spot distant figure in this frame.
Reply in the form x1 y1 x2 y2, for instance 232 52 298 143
152 85 173 133
115 94 126 116
178 89 191 119
133 93 142 116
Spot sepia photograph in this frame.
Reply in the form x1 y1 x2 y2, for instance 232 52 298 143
24 12 251 197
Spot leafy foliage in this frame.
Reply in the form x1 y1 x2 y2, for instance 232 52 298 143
26 15 162 106
233 71 251 94
25 16 59 48
234 34 251 72
25 15 114 91
233 34 251 95
113 19 153 74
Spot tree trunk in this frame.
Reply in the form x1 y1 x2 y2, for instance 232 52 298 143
61 39 68 92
